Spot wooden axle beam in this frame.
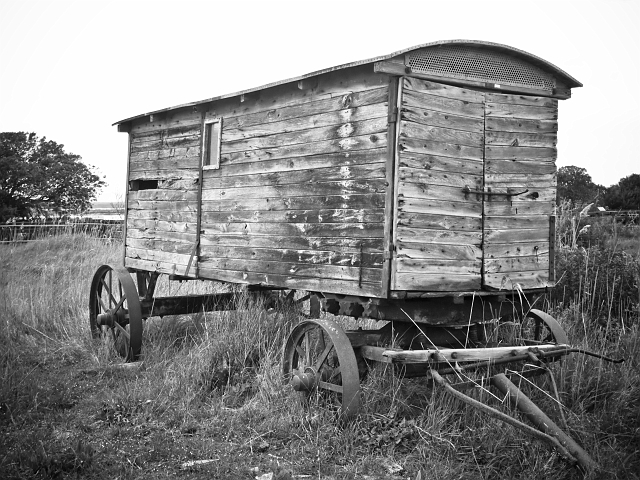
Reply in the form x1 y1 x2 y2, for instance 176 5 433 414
139 292 264 318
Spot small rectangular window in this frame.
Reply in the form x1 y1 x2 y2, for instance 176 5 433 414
203 119 222 169
129 179 158 191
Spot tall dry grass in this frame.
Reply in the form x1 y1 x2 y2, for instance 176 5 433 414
0 217 638 478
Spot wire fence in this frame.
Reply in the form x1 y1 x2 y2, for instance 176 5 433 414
0 219 123 243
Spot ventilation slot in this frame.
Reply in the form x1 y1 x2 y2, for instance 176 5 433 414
406 46 556 91
129 180 158 191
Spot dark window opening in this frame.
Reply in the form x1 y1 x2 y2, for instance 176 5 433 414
129 179 158 191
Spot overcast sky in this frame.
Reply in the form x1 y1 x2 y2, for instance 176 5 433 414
1 0 638 202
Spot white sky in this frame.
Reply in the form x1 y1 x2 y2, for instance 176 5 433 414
1 0 638 202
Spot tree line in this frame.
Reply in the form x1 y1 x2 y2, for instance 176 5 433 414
557 166 640 210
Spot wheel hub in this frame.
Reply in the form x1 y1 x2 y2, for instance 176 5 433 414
290 367 319 391
96 309 126 329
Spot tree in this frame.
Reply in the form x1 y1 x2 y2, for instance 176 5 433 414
605 174 640 210
0 132 105 221
556 166 604 206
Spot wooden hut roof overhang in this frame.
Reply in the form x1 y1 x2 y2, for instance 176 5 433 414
114 40 581 131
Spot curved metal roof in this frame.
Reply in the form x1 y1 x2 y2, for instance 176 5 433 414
115 39 582 126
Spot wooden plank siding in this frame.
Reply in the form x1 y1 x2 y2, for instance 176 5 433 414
481 93 557 290
125 121 202 277
392 78 484 291
391 77 557 293
199 68 390 296
123 65 392 293
123 62 559 296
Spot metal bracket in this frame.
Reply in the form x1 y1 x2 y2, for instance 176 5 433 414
462 185 529 197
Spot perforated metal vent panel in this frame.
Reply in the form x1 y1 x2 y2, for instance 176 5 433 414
406 46 556 91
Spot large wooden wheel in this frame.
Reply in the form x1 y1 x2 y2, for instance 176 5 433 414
89 265 143 361
283 318 360 417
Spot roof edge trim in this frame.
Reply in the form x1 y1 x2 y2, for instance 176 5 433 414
114 39 582 126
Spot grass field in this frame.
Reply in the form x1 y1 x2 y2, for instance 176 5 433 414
0 216 638 479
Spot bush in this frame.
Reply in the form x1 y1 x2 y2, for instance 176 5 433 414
554 246 639 327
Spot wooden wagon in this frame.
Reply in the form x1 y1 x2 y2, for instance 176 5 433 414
90 40 617 471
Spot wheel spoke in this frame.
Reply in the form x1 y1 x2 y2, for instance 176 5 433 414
313 343 334 371
318 380 343 393
97 295 108 312
295 344 306 364
101 278 117 307
90 265 143 362
282 318 361 417
113 322 130 340
303 332 311 366
327 365 341 383
534 320 542 341
112 295 126 314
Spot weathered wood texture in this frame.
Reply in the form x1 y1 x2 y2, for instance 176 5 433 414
482 93 557 290
391 78 557 292
392 78 483 291
126 123 201 277
125 66 558 296
126 65 390 296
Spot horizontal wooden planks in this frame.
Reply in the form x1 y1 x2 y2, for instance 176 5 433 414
399 153 483 175
202 179 387 201
221 117 387 155
196 267 381 297
399 121 483 147
399 167 483 189
400 105 484 133
482 90 556 289
394 258 480 275
192 72 389 296
222 133 387 165
223 86 389 130
397 212 481 231
398 197 481 217
215 149 386 177
200 209 384 225
484 271 551 289
394 78 486 292
200 234 383 253
201 193 386 212
399 137 482 161
200 222 383 238
394 273 481 291
396 242 481 261
484 254 549 274
204 162 386 189
223 103 388 142
199 245 383 267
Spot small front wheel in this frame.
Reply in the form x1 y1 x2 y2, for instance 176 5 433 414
283 318 360 417
89 265 143 361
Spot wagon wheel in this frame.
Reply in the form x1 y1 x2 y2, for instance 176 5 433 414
283 318 360 417
517 309 568 345
89 265 143 361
